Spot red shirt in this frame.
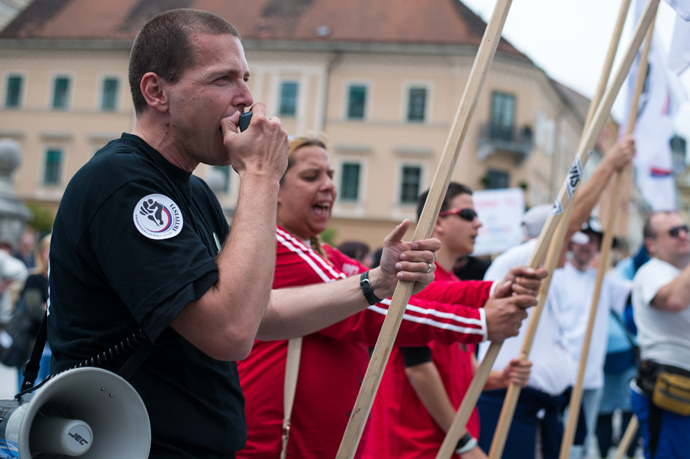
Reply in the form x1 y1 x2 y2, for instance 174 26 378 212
363 263 481 459
237 227 492 459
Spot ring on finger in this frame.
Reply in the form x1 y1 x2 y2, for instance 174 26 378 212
426 263 433 273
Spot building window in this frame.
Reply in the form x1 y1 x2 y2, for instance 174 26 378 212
347 84 367 120
52 76 71 110
407 87 427 122
490 92 515 141
400 165 421 204
101 77 119 111
5 75 23 108
279 81 298 117
213 165 231 192
340 162 361 201
44 148 63 185
485 169 509 189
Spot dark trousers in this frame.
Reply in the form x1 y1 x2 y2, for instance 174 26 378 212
477 387 586 459
596 411 640 458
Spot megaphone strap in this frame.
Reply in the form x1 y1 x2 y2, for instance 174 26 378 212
17 323 152 399
20 310 48 393
118 338 154 380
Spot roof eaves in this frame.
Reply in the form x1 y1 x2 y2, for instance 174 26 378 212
0 38 133 49
242 39 532 63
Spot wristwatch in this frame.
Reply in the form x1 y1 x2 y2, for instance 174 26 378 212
455 431 478 454
359 271 383 305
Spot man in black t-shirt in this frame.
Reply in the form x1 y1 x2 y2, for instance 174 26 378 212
47 9 440 458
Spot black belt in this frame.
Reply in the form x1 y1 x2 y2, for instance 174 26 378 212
637 360 690 395
636 360 690 458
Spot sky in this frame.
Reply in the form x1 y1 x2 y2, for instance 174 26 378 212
462 0 690 139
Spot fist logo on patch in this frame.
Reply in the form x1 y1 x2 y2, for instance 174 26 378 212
140 199 166 227
133 194 184 240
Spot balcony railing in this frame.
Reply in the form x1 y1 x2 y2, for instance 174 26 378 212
477 123 533 163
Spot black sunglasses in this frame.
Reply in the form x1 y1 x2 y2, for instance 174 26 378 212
668 224 689 238
438 208 478 222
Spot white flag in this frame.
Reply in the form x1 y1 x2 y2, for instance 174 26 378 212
667 14 690 74
626 0 687 211
664 0 690 20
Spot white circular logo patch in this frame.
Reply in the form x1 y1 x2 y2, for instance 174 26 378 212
133 194 183 240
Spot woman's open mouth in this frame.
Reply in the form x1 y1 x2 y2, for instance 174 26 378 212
313 202 331 216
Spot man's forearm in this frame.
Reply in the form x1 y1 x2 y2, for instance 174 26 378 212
653 265 690 312
484 369 510 390
567 160 616 240
405 362 456 433
170 176 281 361
567 137 635 241
215 176 281 325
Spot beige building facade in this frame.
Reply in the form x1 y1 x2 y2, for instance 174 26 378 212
0 0 621 251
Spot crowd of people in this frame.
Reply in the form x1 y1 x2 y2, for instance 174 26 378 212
0 231 51 389
3 7 686 459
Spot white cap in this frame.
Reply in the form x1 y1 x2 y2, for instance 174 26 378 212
571 231 590 244
521 204 553 239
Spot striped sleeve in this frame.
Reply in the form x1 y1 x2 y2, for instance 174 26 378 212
274 229 487 346
316 295 486 347
413 279 493 309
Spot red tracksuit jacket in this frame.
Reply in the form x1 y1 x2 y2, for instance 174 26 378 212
237 227 491 459
363 263 481 459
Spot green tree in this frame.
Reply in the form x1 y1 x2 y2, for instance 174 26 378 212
320 227 336 246
26 203 54 234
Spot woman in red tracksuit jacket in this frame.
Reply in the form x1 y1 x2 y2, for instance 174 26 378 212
236 135 541 459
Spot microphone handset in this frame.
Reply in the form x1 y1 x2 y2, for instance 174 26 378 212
238 111 252 132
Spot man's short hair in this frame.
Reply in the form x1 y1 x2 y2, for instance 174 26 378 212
129 9 240 114
416 182 473 221
643 210 679 240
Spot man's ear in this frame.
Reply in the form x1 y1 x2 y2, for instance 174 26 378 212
139 72 169 113
644 237 656 257
433 216 445 236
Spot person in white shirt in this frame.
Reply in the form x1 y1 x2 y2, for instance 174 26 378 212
477 136 635 459
631 211 690 459
479 215 583 459
550 217 631 459
0 242 28 328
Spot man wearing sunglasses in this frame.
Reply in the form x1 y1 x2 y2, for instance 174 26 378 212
631 211 690 459
365 182 533 459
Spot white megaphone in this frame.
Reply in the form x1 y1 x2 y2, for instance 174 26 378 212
0 367 150 458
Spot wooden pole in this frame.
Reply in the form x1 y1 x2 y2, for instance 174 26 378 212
436 1 634 458
334 1 515 457
558 10 656 459
613 415 639 459
486 0 661 457
487 204 575 458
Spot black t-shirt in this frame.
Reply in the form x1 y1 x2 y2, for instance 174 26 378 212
454 256 492 281
48 134 242 457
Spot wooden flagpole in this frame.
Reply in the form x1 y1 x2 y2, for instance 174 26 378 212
613 415 639 459
435 1 633 457
557 10 657 459
335 1 516 457
487 0 661 457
